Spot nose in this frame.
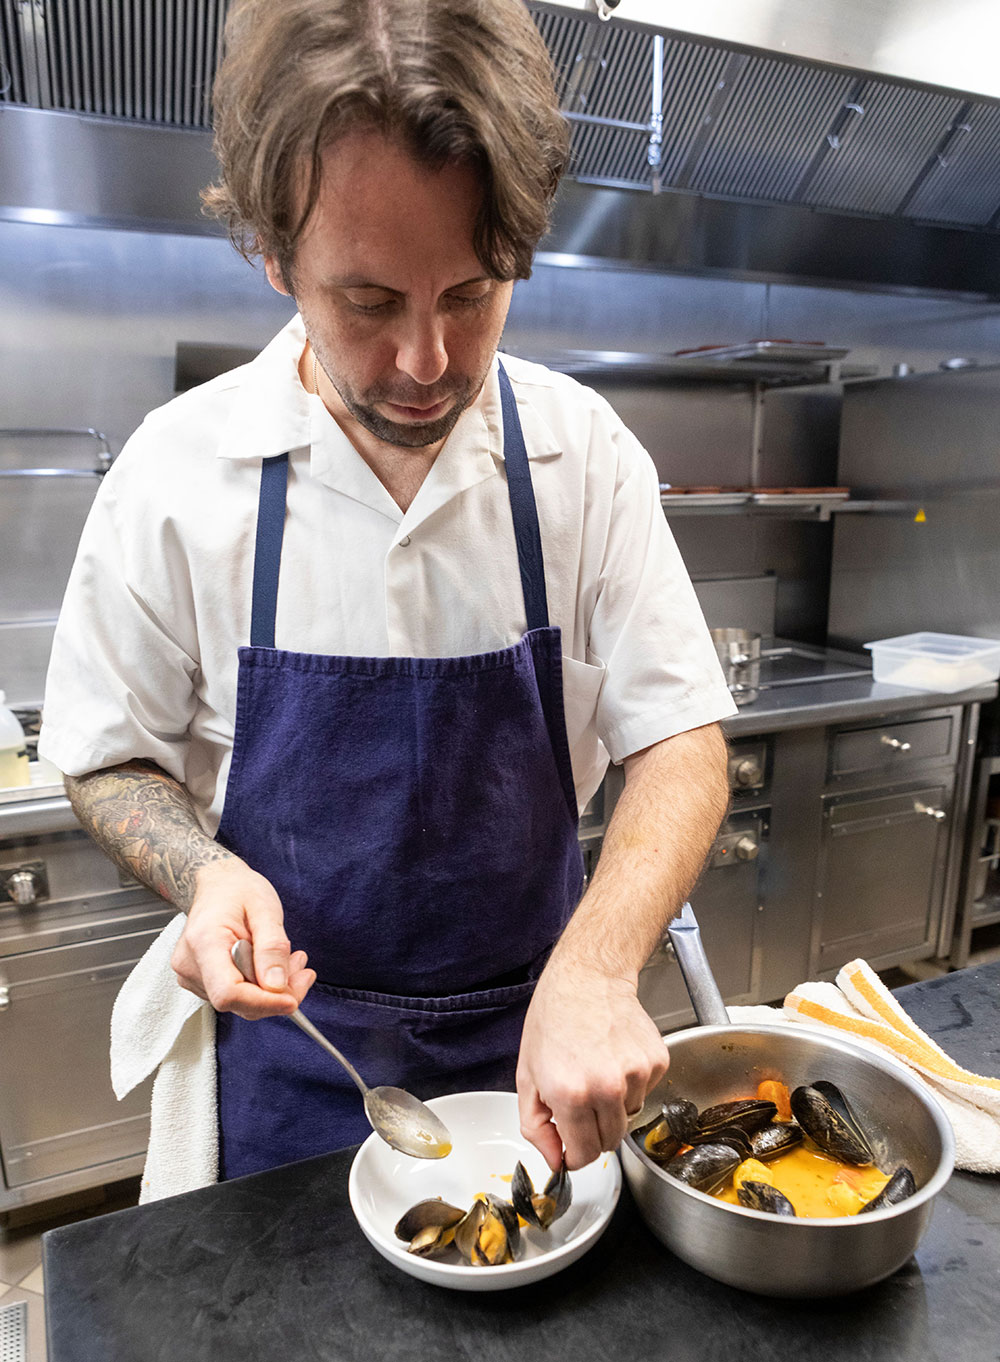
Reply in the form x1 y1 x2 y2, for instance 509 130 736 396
395 312 449 387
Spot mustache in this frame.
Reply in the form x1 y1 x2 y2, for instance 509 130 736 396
367 381 468 409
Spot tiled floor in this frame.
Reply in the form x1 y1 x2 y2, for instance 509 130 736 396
0 1180 140 1362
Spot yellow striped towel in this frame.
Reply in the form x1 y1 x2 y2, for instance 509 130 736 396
728 961 1000 1174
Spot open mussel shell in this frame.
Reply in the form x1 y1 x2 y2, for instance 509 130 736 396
790 1081 875 1166
749 1119 804 1161
454 1194 521 1266
696 1098 777 1139
511 1159 573 1230
666 1141 742 1195
858 1166 917 1214
641 1099 700 1162
737 1181 797 1217
393 1197 466 1257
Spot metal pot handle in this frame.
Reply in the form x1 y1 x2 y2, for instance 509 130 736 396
665 902 730 1027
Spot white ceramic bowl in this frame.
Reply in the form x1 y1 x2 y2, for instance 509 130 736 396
348 1090 621 1292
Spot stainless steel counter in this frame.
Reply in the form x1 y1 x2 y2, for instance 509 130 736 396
724 675 999 735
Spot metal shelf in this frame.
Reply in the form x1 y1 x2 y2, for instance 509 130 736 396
506 345 876 388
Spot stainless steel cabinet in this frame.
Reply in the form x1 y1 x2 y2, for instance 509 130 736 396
0 930 160 1194
812 781 952 972
811 710 963 977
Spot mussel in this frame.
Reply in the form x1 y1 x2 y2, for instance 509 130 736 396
749 1120 804 1161
641 1099 700 1163
454 1193 521 1266
737 1181 797 1217
393 1198 466 1257
666 1141 742 1194
790 1081 875 1166
696 1098 777 1139
511 1159 572 1230
858 1166 917 1214
691 1124 753 1158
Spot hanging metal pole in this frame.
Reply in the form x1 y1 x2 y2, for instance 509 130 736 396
647 33 664 193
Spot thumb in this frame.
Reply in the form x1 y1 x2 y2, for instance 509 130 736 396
246 905 292 992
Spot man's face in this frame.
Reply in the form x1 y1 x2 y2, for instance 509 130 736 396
266 130 514 451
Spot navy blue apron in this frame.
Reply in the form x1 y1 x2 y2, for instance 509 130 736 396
214 363 584 1179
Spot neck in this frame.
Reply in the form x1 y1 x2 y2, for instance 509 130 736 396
301 342 444 513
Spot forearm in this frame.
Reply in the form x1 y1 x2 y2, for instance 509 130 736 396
64 760 237 911
550 721 730 983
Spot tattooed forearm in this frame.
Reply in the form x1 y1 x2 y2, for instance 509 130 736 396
64 760 236 911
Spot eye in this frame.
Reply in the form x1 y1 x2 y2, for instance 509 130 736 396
446 286 493 310
343 289 397 314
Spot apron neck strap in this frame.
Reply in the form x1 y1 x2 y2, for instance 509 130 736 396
249 360 549 647
495 360 549 633
250 453 290 648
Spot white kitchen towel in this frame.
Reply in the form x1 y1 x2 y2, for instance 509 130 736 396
110 912 218 1201
729 961 1000 1174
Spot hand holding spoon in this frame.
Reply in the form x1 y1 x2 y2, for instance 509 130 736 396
230 939 452 1160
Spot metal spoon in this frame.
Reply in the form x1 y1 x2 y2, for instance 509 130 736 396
230 939 452 1160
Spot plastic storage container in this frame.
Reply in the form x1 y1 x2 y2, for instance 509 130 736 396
0 690 30 789
865 632 1000 693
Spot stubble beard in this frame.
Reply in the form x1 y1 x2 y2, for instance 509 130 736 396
313 346 484 450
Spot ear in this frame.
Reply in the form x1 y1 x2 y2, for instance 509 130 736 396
264 256 291 297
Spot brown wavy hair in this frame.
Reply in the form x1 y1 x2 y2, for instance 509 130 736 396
202 0 570 285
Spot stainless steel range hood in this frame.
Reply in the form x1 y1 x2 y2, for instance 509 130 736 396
2 0 1000 297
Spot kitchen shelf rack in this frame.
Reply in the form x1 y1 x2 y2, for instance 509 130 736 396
507 343 877 388
659 493 914 522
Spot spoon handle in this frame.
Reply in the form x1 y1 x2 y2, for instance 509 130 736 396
285 1008 370 1099
229 939 370 1099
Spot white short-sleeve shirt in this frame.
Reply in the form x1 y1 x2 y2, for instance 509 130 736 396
40 315 736 833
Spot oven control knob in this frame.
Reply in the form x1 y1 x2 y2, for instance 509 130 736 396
734 835 759 861
732 758 764 788
5 870 39 906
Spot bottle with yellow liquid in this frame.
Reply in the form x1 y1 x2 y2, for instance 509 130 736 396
0 691 30 789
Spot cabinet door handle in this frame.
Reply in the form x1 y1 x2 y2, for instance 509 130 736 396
914 801 946 821
0 985 9 1010
881 735 912 751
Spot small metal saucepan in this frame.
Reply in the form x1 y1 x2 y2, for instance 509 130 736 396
621 905 955 1297
710 628 761 704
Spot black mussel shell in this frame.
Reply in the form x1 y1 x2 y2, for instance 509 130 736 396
666 1141 742 1194
697 1098 777 1138
750 1120 804 1161
394 1197 465 1244
737 1181 797 1217
858 1166 917 1214
511 1159 572 1230
790 1082 875 1166
640 1099 700 1162
691 1124 753 1158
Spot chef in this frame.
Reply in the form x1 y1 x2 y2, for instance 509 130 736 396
39 0 735 1188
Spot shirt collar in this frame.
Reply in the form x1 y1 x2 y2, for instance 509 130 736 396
215 319 564 491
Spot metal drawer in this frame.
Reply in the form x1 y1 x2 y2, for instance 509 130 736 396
828 714 955 779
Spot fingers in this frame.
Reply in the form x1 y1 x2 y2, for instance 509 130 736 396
517 1085 565 1172
171 861 310 1020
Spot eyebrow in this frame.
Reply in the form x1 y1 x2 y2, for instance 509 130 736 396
327 274 493 292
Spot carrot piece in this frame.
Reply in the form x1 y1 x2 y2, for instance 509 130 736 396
757 1079 792 1122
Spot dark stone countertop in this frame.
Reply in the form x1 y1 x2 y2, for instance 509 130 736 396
44 964 1000 1362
